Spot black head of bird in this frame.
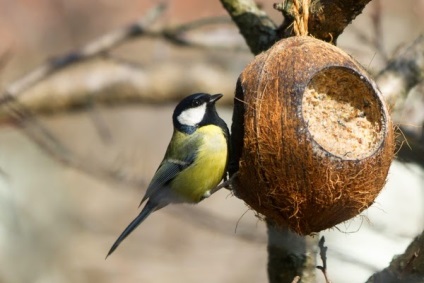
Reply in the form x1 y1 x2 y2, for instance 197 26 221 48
172 93 225 134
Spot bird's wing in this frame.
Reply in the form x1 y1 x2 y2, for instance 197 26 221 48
140 134 198 205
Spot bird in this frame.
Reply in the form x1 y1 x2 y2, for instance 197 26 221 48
106 93 230 257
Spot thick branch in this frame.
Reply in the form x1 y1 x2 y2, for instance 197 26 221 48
366 230 424 283
267 223 318 283
220 0 278 54
275 0 372 43
222 0 372 53
307 0 372 43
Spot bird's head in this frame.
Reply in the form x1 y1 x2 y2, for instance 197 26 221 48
172 93 223 134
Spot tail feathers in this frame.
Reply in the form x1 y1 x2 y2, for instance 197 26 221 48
106 202 157 258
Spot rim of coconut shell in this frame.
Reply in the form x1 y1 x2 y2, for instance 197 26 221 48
300 65 390 161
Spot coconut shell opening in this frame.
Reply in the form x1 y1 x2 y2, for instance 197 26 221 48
302 67 384 160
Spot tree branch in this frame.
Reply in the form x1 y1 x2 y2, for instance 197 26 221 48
366 230 424 283
0 3 167 105
376 35 424 165
221 0 373 53
274 0 373 43
267 223 318 283
4 101 148 188
376 35 424 118
0 12 248 121
0 3 246 112
306 0 372 43
219 0 278 54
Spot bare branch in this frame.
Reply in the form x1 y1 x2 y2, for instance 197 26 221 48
366 230 424 283
377 35 424 117
221 0 373 52
267 223 318 283
146 18 248 51
0 3 166 106
0 11 248 122
375 35 424 165
220 0 278 54
0 59 237 121
317 236 332 283
4 100 146 188
302 0 372 43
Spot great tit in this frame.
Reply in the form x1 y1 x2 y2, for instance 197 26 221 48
107 93 229 257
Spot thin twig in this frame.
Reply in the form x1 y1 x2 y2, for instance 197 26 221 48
317 236 332 283
147 17 248 51
166 16 232 33
5 100 146 188
0 3 167 105
0 5 246 108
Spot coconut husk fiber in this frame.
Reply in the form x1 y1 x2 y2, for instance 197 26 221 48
233 36 394 235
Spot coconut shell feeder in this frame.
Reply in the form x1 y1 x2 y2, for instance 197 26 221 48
231 35 395 235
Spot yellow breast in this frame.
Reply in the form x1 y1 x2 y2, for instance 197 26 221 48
171 125 228 202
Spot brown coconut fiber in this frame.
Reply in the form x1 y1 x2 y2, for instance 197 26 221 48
233 36 394 235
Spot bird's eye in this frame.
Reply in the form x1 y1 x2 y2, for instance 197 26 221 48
192 99 201 107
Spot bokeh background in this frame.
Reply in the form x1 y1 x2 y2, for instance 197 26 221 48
0 1 423 282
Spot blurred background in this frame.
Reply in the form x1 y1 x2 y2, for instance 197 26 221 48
0 0 423 282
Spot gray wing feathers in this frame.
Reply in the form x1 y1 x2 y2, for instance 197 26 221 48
140 132 199 205
140 158 192 205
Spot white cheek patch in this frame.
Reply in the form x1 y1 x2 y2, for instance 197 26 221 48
177 104 207 126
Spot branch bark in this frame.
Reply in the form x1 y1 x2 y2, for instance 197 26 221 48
267 223 318 283
376 35 424 119
376 35 424 166
0 3 166 105
221 0 373 50
366 230 424 283
304 0 372 43
220 0 278 54
0 59 236 123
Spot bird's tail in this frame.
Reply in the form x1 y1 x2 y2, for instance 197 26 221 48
106 201 157 258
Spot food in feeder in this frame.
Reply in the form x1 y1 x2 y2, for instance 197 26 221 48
302 67 384 160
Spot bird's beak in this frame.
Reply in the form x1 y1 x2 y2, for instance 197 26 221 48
209 93 223 104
